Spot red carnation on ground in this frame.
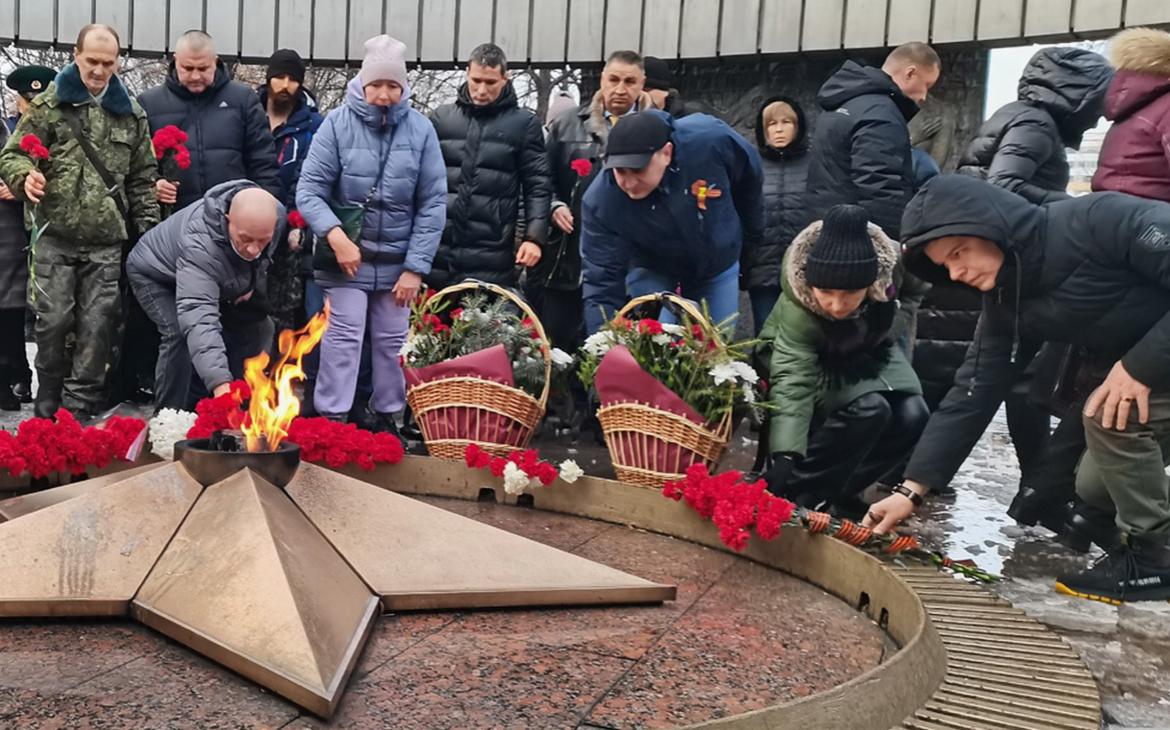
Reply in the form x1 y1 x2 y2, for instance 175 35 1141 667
19 134 49 161
288 210 307 229
570 158 593 177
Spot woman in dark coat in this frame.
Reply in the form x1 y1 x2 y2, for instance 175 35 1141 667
0 122 30 410
958 46 1113 204
1093 27 1170 202
742 96 811 335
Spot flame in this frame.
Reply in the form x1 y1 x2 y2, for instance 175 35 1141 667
242 303 330 452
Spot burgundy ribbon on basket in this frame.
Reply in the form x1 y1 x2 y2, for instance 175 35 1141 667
594 345 708 474
404 344 523 446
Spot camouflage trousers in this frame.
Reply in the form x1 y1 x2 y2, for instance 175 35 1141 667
32 235 123 416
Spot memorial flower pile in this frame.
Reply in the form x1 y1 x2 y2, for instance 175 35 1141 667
403 290 573 398
464 444 583 495
0 409 145 478
173 381 404 470
663 465 998 582
578 312 763 424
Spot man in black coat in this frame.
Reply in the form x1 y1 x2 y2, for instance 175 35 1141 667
427 43 552 290
865 174 1170 604
805 43 941 241
138 30 280 209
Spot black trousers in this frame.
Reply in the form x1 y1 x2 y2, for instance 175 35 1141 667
0 307 30 389
524 285 584 352
779 391 931 509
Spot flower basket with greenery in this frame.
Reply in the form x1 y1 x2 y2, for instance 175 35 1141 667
578 293 763 488
402 281 571 460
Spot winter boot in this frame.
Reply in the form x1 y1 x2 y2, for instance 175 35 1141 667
369 411 406 447
1055 532 1170 604
33 377 63 419
1008 485 1073 533
1058 500 1123 554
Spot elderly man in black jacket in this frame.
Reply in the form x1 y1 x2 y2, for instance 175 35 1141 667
127 181 282 411
805 43 941 241
865 174 1170 605
138 30 280 208
427 43 552 290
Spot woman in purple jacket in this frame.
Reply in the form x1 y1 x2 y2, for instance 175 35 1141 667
1093 28 1170 202
297 35 447 435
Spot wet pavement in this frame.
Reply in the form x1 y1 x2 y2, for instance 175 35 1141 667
3 335 1169 727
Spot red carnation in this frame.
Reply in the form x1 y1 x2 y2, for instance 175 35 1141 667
638 318 664 336
288 210 307 229
19 134 49 161
152 125 189 156
570 158 593 177
174 147 191 170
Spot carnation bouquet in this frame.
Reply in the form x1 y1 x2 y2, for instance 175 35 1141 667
402 282 570 460
577 293 765 488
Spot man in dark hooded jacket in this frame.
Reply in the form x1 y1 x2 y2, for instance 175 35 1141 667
805 43 941 240
138 30 279 208
865 174 1170 604
127 181 283 411
428 43 552 290
958 46 1112 204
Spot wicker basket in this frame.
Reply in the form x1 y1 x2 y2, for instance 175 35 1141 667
596 293 734 489
405 281 551 461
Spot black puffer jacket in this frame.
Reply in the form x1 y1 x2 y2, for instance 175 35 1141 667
901 174 1170 489
805 61 918 241
957 47 1112 204
910 282 982 407
741 96 810 291
0 122 27 311
138 62 280 208
428 82 552 288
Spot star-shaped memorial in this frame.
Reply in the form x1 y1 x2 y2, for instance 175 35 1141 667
0 458 675 717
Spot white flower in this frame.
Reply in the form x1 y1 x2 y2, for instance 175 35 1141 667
709 362 739 386
399 338 418 358
503 461 531 495
583 331 617 357
652 334 672 346
742 382 756 404
551 347 574 369
661 323 686 336
148 409 197 460
558 459 584 483
730 361 760 385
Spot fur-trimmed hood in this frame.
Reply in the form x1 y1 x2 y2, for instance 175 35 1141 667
1110 27 1170 76
784 218 899 319
583 89 657 141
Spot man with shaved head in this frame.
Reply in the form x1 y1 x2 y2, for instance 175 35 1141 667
0 23 160 418
127 181 283 411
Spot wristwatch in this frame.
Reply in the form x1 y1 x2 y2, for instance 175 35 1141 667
891 483 924 507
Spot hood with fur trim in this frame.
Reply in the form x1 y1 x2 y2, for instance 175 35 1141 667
1104 27 1170 121
784 217 899 319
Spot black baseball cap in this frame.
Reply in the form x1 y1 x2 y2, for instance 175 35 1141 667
603 112 673 170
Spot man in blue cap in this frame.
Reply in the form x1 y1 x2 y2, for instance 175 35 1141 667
579 110 763 333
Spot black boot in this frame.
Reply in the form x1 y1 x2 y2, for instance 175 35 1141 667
369 411 406 446
12 380 32 403
1055 533 1170 604
33 380 62 419
1008 485 1073 533
1058 501 1122 554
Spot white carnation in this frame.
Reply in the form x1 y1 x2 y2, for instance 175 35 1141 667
503 461 531 495
148 409 197 460
708 362 738 386
583 330 617 357
730 361 759 385
550 347 574 369
399 338 418 358
558 459 584 483
652 334 672 346
742 382 756 404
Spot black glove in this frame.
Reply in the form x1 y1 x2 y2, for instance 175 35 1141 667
763 453 796 496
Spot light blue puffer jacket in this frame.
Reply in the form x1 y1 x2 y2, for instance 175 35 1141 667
297 76 447 290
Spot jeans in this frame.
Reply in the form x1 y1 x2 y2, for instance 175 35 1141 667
313 284 409 416
749 286 781 336
626 261 741 330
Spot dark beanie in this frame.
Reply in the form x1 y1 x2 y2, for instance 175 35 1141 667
643 56 674 91
267 48 306 84
804 205 878 291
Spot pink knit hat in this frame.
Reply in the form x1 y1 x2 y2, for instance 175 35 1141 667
360 34 409 88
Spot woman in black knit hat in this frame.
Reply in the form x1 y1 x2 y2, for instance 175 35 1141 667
756 204 928 516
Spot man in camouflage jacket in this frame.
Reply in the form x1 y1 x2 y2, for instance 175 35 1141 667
0 24 159 418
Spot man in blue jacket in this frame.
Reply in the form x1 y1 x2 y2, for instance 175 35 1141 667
580 111 764 333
